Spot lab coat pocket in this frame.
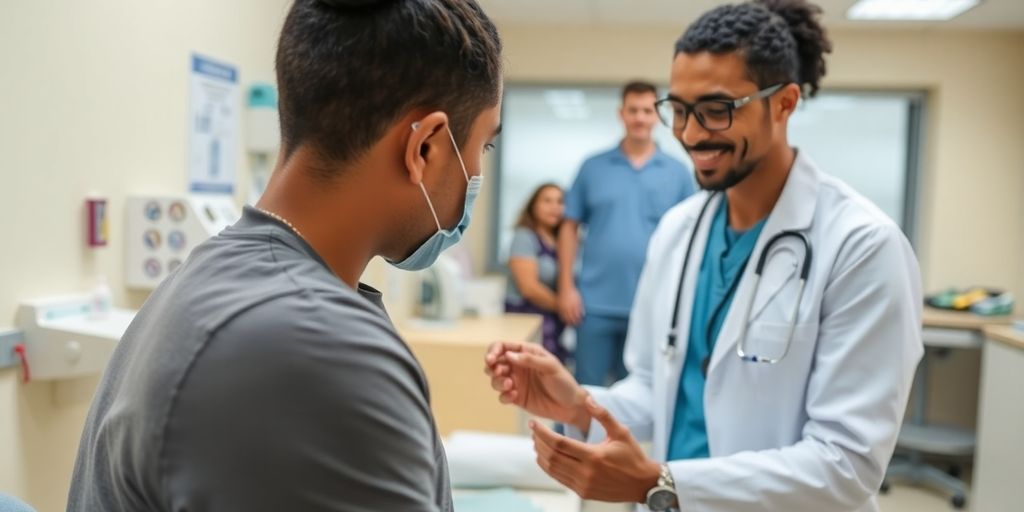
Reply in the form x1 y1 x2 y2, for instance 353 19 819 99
722 320 819 449
738 321 819 417
743 321 818 367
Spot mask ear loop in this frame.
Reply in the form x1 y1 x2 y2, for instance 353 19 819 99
445 126 471 183
419 182 442 231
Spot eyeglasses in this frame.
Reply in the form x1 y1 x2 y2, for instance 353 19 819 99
654 84 785 132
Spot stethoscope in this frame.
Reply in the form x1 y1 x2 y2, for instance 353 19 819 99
664 192 813 372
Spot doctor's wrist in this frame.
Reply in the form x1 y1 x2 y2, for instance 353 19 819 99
636 461 663 504
643 463 679 510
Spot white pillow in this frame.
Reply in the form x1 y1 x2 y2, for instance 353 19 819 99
445 430 565 491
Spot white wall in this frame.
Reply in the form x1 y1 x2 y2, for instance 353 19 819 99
0 1 290 509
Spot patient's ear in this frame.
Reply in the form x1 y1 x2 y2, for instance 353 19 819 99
404 112 450 185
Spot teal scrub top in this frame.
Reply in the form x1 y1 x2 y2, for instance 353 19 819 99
667 198 766 460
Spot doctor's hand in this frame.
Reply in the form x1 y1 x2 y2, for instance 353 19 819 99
558 287 585 326
531 397 660 503
484 341 591 432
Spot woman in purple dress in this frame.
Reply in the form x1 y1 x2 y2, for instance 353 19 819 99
505 183 569 363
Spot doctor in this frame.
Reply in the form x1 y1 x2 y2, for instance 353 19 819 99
484 0 923 510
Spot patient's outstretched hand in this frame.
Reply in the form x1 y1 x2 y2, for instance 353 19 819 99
484 341 590 432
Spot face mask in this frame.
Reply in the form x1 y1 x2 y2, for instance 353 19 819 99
388 123 483 271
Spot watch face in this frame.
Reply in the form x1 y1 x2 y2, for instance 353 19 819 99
647 488 676 511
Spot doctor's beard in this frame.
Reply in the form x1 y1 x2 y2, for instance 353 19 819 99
691 138 757 192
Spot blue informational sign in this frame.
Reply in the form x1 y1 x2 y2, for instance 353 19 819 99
188 53 239 195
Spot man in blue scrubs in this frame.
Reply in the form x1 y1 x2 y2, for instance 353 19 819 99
559 81 694 386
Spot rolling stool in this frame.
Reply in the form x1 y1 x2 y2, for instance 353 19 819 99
883 344 974 509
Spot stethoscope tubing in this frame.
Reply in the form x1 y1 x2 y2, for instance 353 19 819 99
663 192 813 367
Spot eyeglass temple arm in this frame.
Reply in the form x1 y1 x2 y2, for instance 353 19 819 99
731 83 786 109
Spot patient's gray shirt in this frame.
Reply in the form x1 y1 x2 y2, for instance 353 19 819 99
68 207 452 512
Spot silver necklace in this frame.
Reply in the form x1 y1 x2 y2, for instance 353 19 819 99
257 207 304 239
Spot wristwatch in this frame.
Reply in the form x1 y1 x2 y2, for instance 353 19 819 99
645 464 678 511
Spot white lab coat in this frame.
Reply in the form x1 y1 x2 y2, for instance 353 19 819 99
572 151 923 511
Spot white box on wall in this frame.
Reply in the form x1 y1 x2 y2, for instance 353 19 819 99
124 195 239 290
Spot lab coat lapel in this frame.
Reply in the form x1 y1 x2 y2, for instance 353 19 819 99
664 192 722 420
707 151 820 374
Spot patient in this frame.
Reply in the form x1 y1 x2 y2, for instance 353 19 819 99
67 0 503 510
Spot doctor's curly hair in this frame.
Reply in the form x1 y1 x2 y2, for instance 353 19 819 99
676 0 832 98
